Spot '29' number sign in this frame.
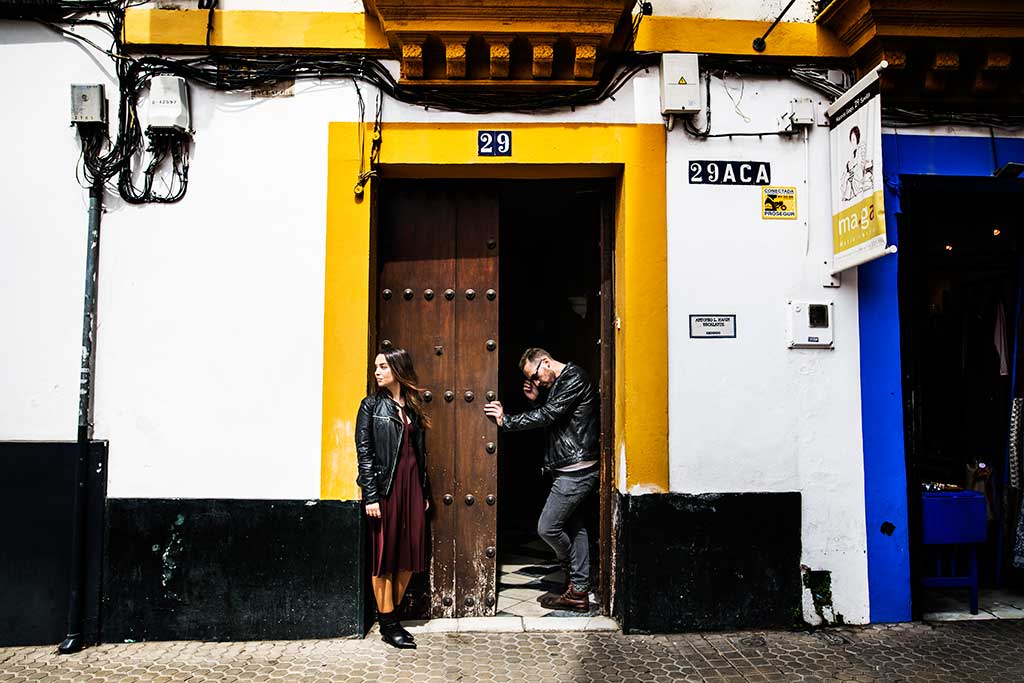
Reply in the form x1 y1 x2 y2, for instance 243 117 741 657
478 130 512 157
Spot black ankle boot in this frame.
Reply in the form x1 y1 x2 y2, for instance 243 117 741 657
379 611 416 649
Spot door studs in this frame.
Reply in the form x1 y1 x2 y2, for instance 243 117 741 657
424 390 433 403
464 391 475 403
382 289 392 300
486 289 496 301
444 289 456 301
444 391 454 402
465 289 476 300
465 596 475 607
403 288 414 300
485 595 496 607
424 289 435 301
486 494 496 506
485 442 496 454
486 546 495 558
435 346 444 356
486 339 496 352
485 391 496 402
443 494 453 505
381 339 393 350
465 494 475 506
486 238 497 250
443 596 453 607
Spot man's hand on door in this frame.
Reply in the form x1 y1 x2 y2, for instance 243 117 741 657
483 401 504 426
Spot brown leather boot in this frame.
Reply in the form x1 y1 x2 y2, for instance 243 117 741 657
540 587 589 613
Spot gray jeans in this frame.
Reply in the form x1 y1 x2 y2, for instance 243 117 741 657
536 467 599 592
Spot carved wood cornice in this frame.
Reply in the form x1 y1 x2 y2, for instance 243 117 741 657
818 0 1024 109
364 0 633 86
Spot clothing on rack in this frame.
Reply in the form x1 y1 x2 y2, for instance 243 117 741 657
1009 398 1022 491
1014 493 1024 570
995 300 1009 376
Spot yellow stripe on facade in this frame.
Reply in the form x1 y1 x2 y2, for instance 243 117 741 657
123 9 388 51
635 15 849 58
124 8 848 60
321 122 669 500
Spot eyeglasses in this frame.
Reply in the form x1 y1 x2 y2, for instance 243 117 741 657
528 358 547 383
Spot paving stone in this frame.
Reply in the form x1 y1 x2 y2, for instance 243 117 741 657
2 622 1024 682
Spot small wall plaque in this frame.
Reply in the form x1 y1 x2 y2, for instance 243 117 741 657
689 314 737 339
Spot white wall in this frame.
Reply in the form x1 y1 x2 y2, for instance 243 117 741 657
666 74 869 623
653 0 818 22
0 23 115 441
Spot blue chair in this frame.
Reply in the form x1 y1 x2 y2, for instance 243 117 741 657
920 491 988 615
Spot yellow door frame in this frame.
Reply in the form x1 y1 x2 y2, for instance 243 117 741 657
321 122 668 501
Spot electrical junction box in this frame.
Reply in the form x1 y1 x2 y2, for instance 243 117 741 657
660 53 701 115
70 84 106 124
790 97 815 126
147 75 191 134
787 301 834 349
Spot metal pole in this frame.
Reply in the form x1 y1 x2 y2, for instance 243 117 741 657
59 181 103 655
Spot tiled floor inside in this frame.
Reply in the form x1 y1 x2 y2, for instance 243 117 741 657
495 534 601 619
922 586 1024 621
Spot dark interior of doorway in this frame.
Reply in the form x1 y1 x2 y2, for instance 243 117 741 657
899 175 1024 616
496 179 609 613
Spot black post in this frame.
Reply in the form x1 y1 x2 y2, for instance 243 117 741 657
59 181 103 655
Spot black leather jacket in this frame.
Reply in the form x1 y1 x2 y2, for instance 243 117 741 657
501 362 599 472
355 393 428 505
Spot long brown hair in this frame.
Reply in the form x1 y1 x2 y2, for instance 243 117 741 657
376 347 432 429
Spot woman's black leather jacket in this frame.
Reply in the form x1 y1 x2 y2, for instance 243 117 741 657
501 362 599 472
355 392 428 504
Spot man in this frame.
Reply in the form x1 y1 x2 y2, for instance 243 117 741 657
483 348 600 612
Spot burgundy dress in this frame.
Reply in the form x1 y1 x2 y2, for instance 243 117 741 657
370 414 427 576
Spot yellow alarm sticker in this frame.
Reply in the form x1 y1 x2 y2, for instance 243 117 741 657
762 186 797 220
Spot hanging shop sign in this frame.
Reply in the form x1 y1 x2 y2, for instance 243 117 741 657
689 315 737 339
478 130 512 156
688 160 771 185
762 186 797 219
826 62 894 273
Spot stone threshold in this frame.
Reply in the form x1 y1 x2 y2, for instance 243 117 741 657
374 616 619 634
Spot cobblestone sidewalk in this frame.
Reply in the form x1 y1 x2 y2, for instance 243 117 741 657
2 620 1023 682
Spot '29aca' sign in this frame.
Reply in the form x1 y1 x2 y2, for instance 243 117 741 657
688 160 771 185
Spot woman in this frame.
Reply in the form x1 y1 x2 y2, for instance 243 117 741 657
355 347 431 649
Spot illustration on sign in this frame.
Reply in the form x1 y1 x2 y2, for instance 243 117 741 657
762 186 797 220
826 63 892 273
689 315 737 339
688 160 771 186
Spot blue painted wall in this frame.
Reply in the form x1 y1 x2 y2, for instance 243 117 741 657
861 132 1024 622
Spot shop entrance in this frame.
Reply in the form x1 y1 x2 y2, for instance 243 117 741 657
898 175 1024 617
375 179 614 619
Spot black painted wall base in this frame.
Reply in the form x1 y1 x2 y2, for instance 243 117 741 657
616 492 803 634
103 499 365 642
0 441 107 647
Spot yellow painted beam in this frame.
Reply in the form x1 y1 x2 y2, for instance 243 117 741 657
321 122 669 500
124 8 846 61
635 15 849 58
123 8 388 51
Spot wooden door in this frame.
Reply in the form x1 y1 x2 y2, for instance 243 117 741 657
377 182 499 618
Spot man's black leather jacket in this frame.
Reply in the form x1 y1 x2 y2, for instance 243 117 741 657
501 362 599 472
355 392 428 504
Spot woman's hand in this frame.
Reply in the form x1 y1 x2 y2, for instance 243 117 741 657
365 502 381 518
